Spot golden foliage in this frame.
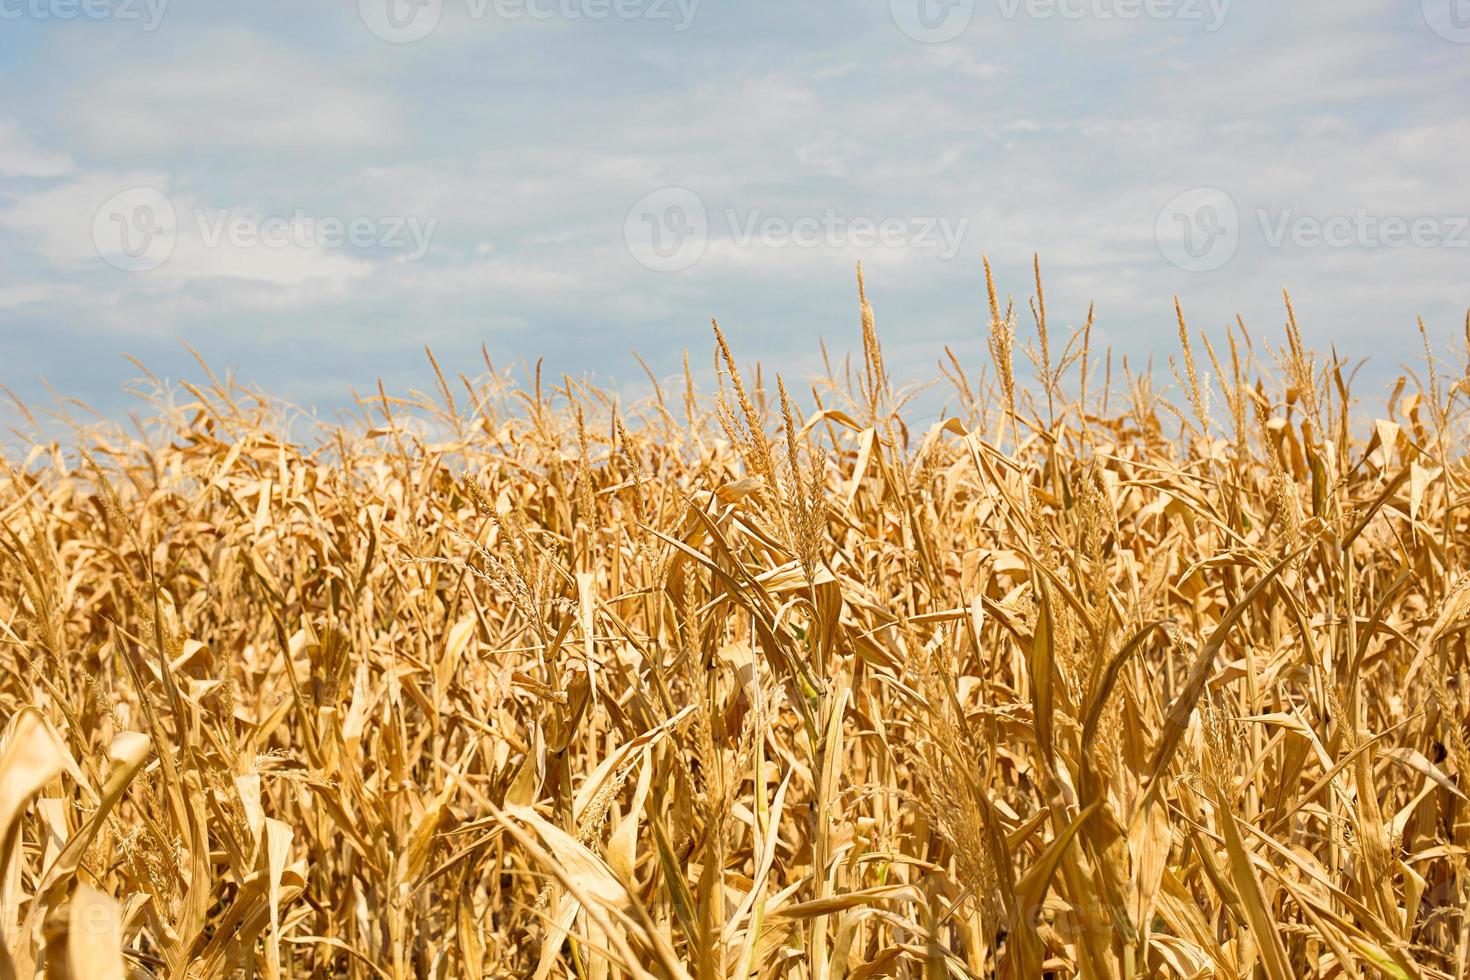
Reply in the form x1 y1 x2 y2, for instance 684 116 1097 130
1 271 1469 978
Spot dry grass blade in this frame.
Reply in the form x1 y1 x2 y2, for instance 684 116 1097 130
0 272 1465 977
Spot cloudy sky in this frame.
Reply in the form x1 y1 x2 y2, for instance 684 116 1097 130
1 0 1467 422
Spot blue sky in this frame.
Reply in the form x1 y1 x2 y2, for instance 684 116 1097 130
1 0 1468 423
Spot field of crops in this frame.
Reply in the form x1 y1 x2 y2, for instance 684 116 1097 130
2 267 1468 978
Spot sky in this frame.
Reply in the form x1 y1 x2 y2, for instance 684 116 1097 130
1 0 1468 426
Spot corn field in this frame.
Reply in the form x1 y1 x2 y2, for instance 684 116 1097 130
3 264 1469 978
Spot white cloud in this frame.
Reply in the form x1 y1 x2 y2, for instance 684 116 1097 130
1 171 172 267
0 283 60 309
61 31 398 155
916 45 1003 78
0 172 374 297
3 1 1468 405
0 120 74 178
794 131 866 177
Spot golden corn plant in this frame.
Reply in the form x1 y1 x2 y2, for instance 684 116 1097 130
1 265 1468 978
